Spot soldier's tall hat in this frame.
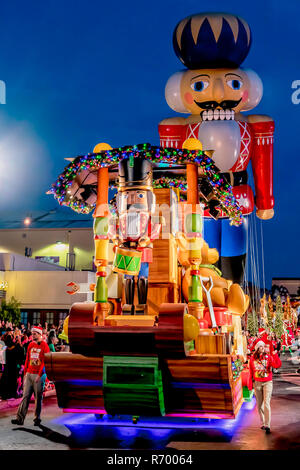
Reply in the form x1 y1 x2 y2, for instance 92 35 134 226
173 13 252 69
118 156 153 192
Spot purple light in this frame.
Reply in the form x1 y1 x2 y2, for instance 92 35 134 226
53 409 247 433
171 382 230 390
56 396 256 437
63 408 106 414
63 408 233 420
165 412 234 419
67 380 103 387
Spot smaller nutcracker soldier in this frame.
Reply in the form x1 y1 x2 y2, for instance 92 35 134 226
110 155 161 315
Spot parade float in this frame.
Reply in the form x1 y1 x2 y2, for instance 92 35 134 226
45 141 250 421
45 12 274 423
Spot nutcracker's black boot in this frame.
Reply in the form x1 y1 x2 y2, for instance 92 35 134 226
219 254 247 285
136 277 148 315
122 278 135 315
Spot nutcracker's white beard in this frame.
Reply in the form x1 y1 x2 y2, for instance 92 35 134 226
127 212 141 238
120 211 149 240
198 120 241 172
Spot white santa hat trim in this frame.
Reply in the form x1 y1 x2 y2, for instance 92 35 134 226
255 340 266 351
32 327 43 335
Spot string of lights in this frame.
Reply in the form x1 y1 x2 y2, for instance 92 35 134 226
50 143 242 225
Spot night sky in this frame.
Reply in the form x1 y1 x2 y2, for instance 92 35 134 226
0 0 299 287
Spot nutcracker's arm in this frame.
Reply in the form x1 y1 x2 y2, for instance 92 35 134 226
248 115 275 220
138 219 162 248
158 117 187 148
107 215 119 242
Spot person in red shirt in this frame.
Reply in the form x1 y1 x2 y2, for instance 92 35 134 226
249 340 281 434
11 326 50 426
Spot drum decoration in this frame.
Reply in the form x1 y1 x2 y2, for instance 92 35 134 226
113 247 142 276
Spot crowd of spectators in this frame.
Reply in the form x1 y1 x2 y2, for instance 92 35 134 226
0 320 68 400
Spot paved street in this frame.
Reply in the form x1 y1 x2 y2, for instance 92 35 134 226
0 356 299 450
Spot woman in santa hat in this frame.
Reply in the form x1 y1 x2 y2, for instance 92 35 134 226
249 341 281 434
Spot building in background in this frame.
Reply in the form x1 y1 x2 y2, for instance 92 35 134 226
0 209 121 327
0 252 96 327
0 207 98 271
0 227 97 271
0 207 113 272
272 278 300 298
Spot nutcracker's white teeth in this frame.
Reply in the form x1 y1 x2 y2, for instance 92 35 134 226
201 109 235 121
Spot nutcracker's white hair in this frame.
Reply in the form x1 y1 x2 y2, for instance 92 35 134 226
241 68 263 111
165 71 190 114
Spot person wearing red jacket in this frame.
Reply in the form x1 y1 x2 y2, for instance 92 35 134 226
11 326 50 426
249 340 281 434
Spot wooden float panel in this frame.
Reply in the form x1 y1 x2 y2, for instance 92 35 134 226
45 353 103 382
45 353 242 416
164 355 241 416
165 387 236 414
165 355 232 383
149 239 172 283
147 282 180 316
45 353 232 383
105 315 156 327
55 382 105 410
45 353 104 410
195 334 227 355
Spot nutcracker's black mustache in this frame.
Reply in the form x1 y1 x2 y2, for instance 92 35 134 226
194 98 242 110
127 203 147 210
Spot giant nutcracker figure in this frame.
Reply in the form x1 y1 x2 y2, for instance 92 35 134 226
110 155 161 315
159 13 275 284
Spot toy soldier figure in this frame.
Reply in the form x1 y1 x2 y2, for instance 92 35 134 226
111 155 161 315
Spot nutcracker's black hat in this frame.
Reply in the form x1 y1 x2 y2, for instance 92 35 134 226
173 13 252 69
118 156 153 191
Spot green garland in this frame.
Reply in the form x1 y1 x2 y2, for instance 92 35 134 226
50 143 242 225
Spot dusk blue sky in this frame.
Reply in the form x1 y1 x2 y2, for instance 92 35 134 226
0 0 299 287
